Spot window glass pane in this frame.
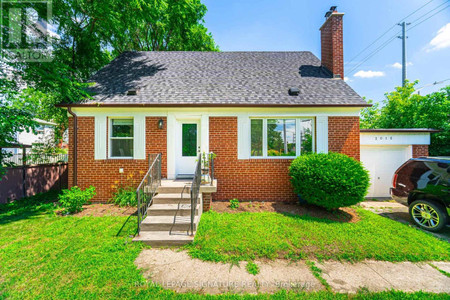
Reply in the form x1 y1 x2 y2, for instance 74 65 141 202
112 119 133 137
267 119 296 156
182 124 197 157
251 119 263 156
111 139 133 157
300 119 313 154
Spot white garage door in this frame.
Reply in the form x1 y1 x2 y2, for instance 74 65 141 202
361 146 412 198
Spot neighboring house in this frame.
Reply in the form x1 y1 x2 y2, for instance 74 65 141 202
4 119 56 158
58 9 431 204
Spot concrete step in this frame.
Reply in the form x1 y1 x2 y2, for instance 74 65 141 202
148 203 199 216
152 193 191 204
133 231 195 247
157 186 190 194
141 215 199 231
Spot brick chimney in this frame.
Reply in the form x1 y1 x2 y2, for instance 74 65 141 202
320 8 344 79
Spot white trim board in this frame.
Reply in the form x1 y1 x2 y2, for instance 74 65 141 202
360 132 431 146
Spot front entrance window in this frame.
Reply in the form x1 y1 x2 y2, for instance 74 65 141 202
182 123 197 157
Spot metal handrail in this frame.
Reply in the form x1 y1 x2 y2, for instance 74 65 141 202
136 153 161 235
190 153 202 235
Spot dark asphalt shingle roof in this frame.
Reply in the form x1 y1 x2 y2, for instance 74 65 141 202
81 51 367 106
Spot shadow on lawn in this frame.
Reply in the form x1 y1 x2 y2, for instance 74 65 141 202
0 191 60 225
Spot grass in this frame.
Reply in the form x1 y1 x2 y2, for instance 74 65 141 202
187 210 450 263
245 261 260 275
0 193 449 299
306 261 331 291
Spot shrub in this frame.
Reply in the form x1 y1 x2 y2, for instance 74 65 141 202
289 153 369 210
59 186 96 214
229 198 239 209
111 186 137 207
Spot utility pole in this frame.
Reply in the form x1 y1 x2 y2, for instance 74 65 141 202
398 22 410 87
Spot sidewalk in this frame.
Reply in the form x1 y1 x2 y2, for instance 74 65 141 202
135 249 450 294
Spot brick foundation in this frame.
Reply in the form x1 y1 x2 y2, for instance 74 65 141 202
328 116 360 160
412 145 429 158
68 116 167 202
202 193 212 212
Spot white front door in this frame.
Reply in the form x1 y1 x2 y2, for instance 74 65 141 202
175 120 200 177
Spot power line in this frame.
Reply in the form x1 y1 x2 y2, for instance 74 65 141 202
413 78 450 94
346 0 450 76
347 32 400 76
408 0 449 26
344 0 435 67
409 3 450 31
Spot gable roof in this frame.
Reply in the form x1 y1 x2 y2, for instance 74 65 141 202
66 51 369 107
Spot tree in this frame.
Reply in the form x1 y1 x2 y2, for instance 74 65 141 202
1 0 218 137
0 86 37 177
360 81 450 156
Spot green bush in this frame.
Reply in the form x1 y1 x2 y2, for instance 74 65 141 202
111 187 137 207
229 198 239 209
59 186 96 214
289 153 369 210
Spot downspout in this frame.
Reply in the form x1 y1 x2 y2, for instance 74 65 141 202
67 107 78 186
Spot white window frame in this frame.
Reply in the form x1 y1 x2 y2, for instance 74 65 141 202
109 117 134 159
249 117 315 159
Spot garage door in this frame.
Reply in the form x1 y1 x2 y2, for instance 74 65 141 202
361 146 411 198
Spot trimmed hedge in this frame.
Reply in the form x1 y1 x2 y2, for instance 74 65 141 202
289 153 369 210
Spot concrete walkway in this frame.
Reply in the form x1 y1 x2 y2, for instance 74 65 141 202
135 249 450 294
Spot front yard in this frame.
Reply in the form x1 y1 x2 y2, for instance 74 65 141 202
0 192 449 299
187 209 450 263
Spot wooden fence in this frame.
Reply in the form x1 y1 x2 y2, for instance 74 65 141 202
0 163 68 204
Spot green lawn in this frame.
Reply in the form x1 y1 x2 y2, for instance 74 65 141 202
187 210 450 263
0 192 449 299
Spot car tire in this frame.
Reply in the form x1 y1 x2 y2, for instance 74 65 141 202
409 200 448 232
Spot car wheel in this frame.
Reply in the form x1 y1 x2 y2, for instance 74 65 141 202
409 200 448 232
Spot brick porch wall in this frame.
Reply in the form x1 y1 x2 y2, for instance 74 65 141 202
412 145 429 158
328 116 360 160
68 116 167 202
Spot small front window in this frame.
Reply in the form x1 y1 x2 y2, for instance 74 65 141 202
267 119 296 156
110 119 133 158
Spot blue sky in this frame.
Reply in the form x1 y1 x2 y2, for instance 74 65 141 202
202 0 450 103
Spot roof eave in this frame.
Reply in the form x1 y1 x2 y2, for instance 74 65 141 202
56 103 372 108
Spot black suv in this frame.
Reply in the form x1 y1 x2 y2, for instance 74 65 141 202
391 157 450 232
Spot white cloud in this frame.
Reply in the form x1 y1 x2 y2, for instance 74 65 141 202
354 70 385 78
428 23 450 52
390 62 412 69
343 76 352 82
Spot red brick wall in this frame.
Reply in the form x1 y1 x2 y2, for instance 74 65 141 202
68 116 167 202
412 145 428 158
209 117 297 202
320 13 344 78
328 117 360 160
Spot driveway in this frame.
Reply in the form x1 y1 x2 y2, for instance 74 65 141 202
359 200 450 242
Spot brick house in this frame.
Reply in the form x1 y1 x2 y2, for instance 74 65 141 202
58 10 369 206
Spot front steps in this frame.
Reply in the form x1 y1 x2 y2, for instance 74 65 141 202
133 179 202 247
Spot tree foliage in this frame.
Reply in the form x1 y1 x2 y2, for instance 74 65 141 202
1 0 218 136
0 86 37 177
360 81 450 156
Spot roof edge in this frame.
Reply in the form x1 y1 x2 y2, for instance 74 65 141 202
56 103 372 108
360 128 440 133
